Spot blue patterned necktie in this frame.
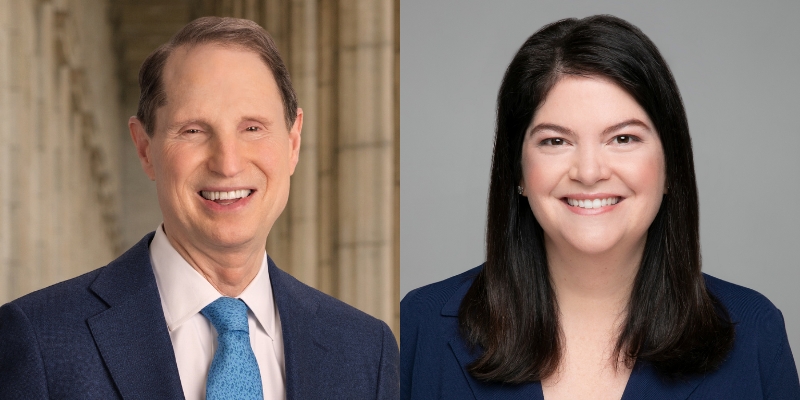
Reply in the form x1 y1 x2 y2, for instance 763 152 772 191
201 297 263 400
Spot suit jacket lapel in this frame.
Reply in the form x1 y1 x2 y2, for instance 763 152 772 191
442 280 545 400
268 258 329 400
87 233 184 399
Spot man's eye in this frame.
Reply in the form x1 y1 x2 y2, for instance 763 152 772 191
246 126 260 131
185 129 201 134
541 138 565 146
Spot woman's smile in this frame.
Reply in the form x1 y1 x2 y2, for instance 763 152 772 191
562 195 623 215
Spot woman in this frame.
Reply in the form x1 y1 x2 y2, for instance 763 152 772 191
401 15 799 399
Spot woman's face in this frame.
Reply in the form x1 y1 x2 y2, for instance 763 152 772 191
520 75 666 257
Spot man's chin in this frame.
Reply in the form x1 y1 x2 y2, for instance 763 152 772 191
204 229 264 250
171 222 263 252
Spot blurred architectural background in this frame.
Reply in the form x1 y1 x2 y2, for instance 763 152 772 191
0 0 399 336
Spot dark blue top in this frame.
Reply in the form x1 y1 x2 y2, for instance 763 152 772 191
401 266 800 399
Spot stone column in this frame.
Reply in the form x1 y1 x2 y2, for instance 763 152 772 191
316 0 339 300
0 0 11 300
336 0 396 329
0 0 122 303
285 0 319 287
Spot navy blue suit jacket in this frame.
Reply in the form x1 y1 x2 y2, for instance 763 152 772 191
401 266 800 399
0 233 399 399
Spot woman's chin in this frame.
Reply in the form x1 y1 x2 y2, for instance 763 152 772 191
549 232 631 257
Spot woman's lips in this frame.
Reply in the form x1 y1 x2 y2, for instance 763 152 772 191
564 196 621 209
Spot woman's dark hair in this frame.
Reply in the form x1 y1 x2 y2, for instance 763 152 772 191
458 15 735 383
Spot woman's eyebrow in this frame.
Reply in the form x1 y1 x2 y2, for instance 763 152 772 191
602 119 652 135
529 123 574 136
529 119 652 137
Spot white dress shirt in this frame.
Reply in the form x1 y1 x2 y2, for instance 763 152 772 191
149 225 285 400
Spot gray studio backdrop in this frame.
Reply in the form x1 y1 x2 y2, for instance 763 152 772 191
401 0 800 366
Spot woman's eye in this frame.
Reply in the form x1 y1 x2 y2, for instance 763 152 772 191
541 138 565 146
612 135 638 144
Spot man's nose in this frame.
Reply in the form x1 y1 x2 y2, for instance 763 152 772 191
208 133 245 177
568 145 610 185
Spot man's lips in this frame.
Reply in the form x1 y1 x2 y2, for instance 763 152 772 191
199 189 254 201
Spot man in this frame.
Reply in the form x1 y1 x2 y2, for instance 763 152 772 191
0 17 398 399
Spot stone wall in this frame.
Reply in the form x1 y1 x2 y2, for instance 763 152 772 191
0 0 122 303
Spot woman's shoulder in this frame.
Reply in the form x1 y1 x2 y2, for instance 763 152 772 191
401 265 482 317
401 266 486 399
703 273 787 347
698 273 800 396
703 273 784 326
400 265 483 332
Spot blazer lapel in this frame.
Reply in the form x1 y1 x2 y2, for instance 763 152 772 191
268 258 329 400
87 233 184 399
442 280 545 400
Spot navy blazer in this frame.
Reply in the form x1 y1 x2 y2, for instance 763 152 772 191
0 233 399 399
401 266 800 399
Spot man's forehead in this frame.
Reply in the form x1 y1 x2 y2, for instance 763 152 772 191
161 43 276 85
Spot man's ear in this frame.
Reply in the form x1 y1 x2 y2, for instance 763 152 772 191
129 116 156 181
288 108 303 175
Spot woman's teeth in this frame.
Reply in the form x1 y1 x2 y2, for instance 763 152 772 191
566 197 620 209
200 189 252 201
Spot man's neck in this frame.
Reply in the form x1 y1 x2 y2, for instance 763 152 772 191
163 228 265 297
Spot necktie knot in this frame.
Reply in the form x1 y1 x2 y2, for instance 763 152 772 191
201 297 250 334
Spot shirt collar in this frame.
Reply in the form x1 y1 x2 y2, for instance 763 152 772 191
149 224 278 339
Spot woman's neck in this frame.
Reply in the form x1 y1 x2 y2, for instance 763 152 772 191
540 236 643 395
545 235 644 320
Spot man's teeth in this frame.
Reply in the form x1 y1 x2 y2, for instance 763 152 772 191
566 197 620 209
201 189 252 201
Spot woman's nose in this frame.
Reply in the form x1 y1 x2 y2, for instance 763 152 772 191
568 146 610 185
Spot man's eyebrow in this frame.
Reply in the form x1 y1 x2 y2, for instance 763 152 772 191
165 119 211 132
164 116 277 132
240 115 275 126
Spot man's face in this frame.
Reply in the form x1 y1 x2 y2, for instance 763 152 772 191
130 43 301 253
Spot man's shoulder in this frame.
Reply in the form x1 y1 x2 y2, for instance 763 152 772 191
5 267 105 326
268 260 392 343
267 261 398 398
5 233 155 326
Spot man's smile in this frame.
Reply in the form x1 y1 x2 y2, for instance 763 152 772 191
198 189 255 206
